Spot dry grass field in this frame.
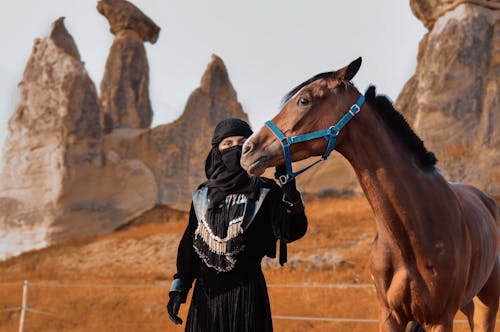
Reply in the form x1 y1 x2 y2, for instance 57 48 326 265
0 196 497 331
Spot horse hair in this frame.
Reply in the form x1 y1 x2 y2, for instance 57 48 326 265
281 71 335 107
364 85 437 169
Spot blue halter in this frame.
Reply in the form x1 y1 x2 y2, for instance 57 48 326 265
265 94 365 184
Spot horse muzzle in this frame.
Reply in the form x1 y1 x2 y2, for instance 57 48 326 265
241 139 279 176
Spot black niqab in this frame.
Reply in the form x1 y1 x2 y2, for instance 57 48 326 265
204 119 260 208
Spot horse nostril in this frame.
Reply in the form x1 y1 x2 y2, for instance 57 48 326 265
243 142 253 154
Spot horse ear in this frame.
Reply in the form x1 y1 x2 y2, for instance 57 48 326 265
336 57 362 81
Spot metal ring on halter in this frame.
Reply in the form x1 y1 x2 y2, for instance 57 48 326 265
279 174 289 185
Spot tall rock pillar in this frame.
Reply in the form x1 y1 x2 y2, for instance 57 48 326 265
97 0 160 132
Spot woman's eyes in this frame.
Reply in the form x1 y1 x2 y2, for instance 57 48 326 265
222 138 246 148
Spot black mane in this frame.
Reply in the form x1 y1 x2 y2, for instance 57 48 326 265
281 71 334 106
364 85 437 169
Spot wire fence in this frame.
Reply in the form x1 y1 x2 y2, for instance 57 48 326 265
0 280 491 331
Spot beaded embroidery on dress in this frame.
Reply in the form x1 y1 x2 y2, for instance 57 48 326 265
193 193 248 272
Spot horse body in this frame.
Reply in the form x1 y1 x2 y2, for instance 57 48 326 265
240 58 499 331
338 94 498 330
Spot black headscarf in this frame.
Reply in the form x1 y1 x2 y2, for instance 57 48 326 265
204 118 260 208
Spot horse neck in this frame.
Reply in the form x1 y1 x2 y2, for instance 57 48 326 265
335 103 439 245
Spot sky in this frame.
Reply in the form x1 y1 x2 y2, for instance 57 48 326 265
0 0 427 147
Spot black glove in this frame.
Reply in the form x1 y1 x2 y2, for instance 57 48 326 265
166 278 190 325
275 165 303 213
167 290 187 325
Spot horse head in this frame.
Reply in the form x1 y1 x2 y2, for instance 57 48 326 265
241 57 363 177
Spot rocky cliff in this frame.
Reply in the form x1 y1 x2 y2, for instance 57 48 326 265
396 0 500 198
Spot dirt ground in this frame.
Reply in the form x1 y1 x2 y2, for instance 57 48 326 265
0 196 497 331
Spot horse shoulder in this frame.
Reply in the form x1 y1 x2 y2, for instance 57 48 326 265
449 182 499 228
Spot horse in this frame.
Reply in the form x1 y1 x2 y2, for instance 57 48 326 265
240 58 499 332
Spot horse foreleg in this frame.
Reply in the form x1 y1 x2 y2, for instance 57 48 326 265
378 307 407 332
472 259 499 332
459 300 474 330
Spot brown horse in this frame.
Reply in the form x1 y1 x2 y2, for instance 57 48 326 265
240 58 499 332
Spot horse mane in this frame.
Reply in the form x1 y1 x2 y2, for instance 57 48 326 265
364 85 437 169
281 71 334 106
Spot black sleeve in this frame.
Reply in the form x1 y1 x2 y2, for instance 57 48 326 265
267 182 308 244
173 203 200 285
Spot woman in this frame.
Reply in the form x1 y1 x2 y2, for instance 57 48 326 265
167 118 307 332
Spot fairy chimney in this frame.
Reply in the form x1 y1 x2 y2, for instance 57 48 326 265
0 18 157 260
98 0 160 132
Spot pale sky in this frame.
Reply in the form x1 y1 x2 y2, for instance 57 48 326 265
0 0 426 147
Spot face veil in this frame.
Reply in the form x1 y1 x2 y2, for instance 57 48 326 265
203 118 260 209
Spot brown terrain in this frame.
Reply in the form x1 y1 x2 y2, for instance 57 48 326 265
1 195 496 332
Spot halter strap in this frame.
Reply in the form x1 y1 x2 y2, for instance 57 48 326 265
266 94 365 184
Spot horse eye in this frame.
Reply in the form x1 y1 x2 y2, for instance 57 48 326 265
298 98 310 106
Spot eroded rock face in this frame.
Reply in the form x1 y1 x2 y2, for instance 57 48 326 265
103 54 250 211
410 0 500 29
1 17 101 206
396 2 500 198
98 0 160 132
0 18 157 260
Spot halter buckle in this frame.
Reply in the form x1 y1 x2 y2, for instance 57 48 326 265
349 104 361 116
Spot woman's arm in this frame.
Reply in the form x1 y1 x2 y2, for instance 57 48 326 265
173 203 200 285
168 203 200 325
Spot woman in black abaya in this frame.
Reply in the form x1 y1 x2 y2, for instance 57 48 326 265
167 118 307 332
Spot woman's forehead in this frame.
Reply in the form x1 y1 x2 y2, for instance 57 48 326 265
220 135 246 141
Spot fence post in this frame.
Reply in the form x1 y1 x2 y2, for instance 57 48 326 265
18 280 29 332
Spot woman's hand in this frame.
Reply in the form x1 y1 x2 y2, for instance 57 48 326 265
166 290 187 325
275 165 304 213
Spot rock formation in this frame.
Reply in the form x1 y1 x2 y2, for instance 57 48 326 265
97 0 160 43
103 54 250 210
396 1 500 198
98 0 160 132
0 15 245 260
0 18 157 260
